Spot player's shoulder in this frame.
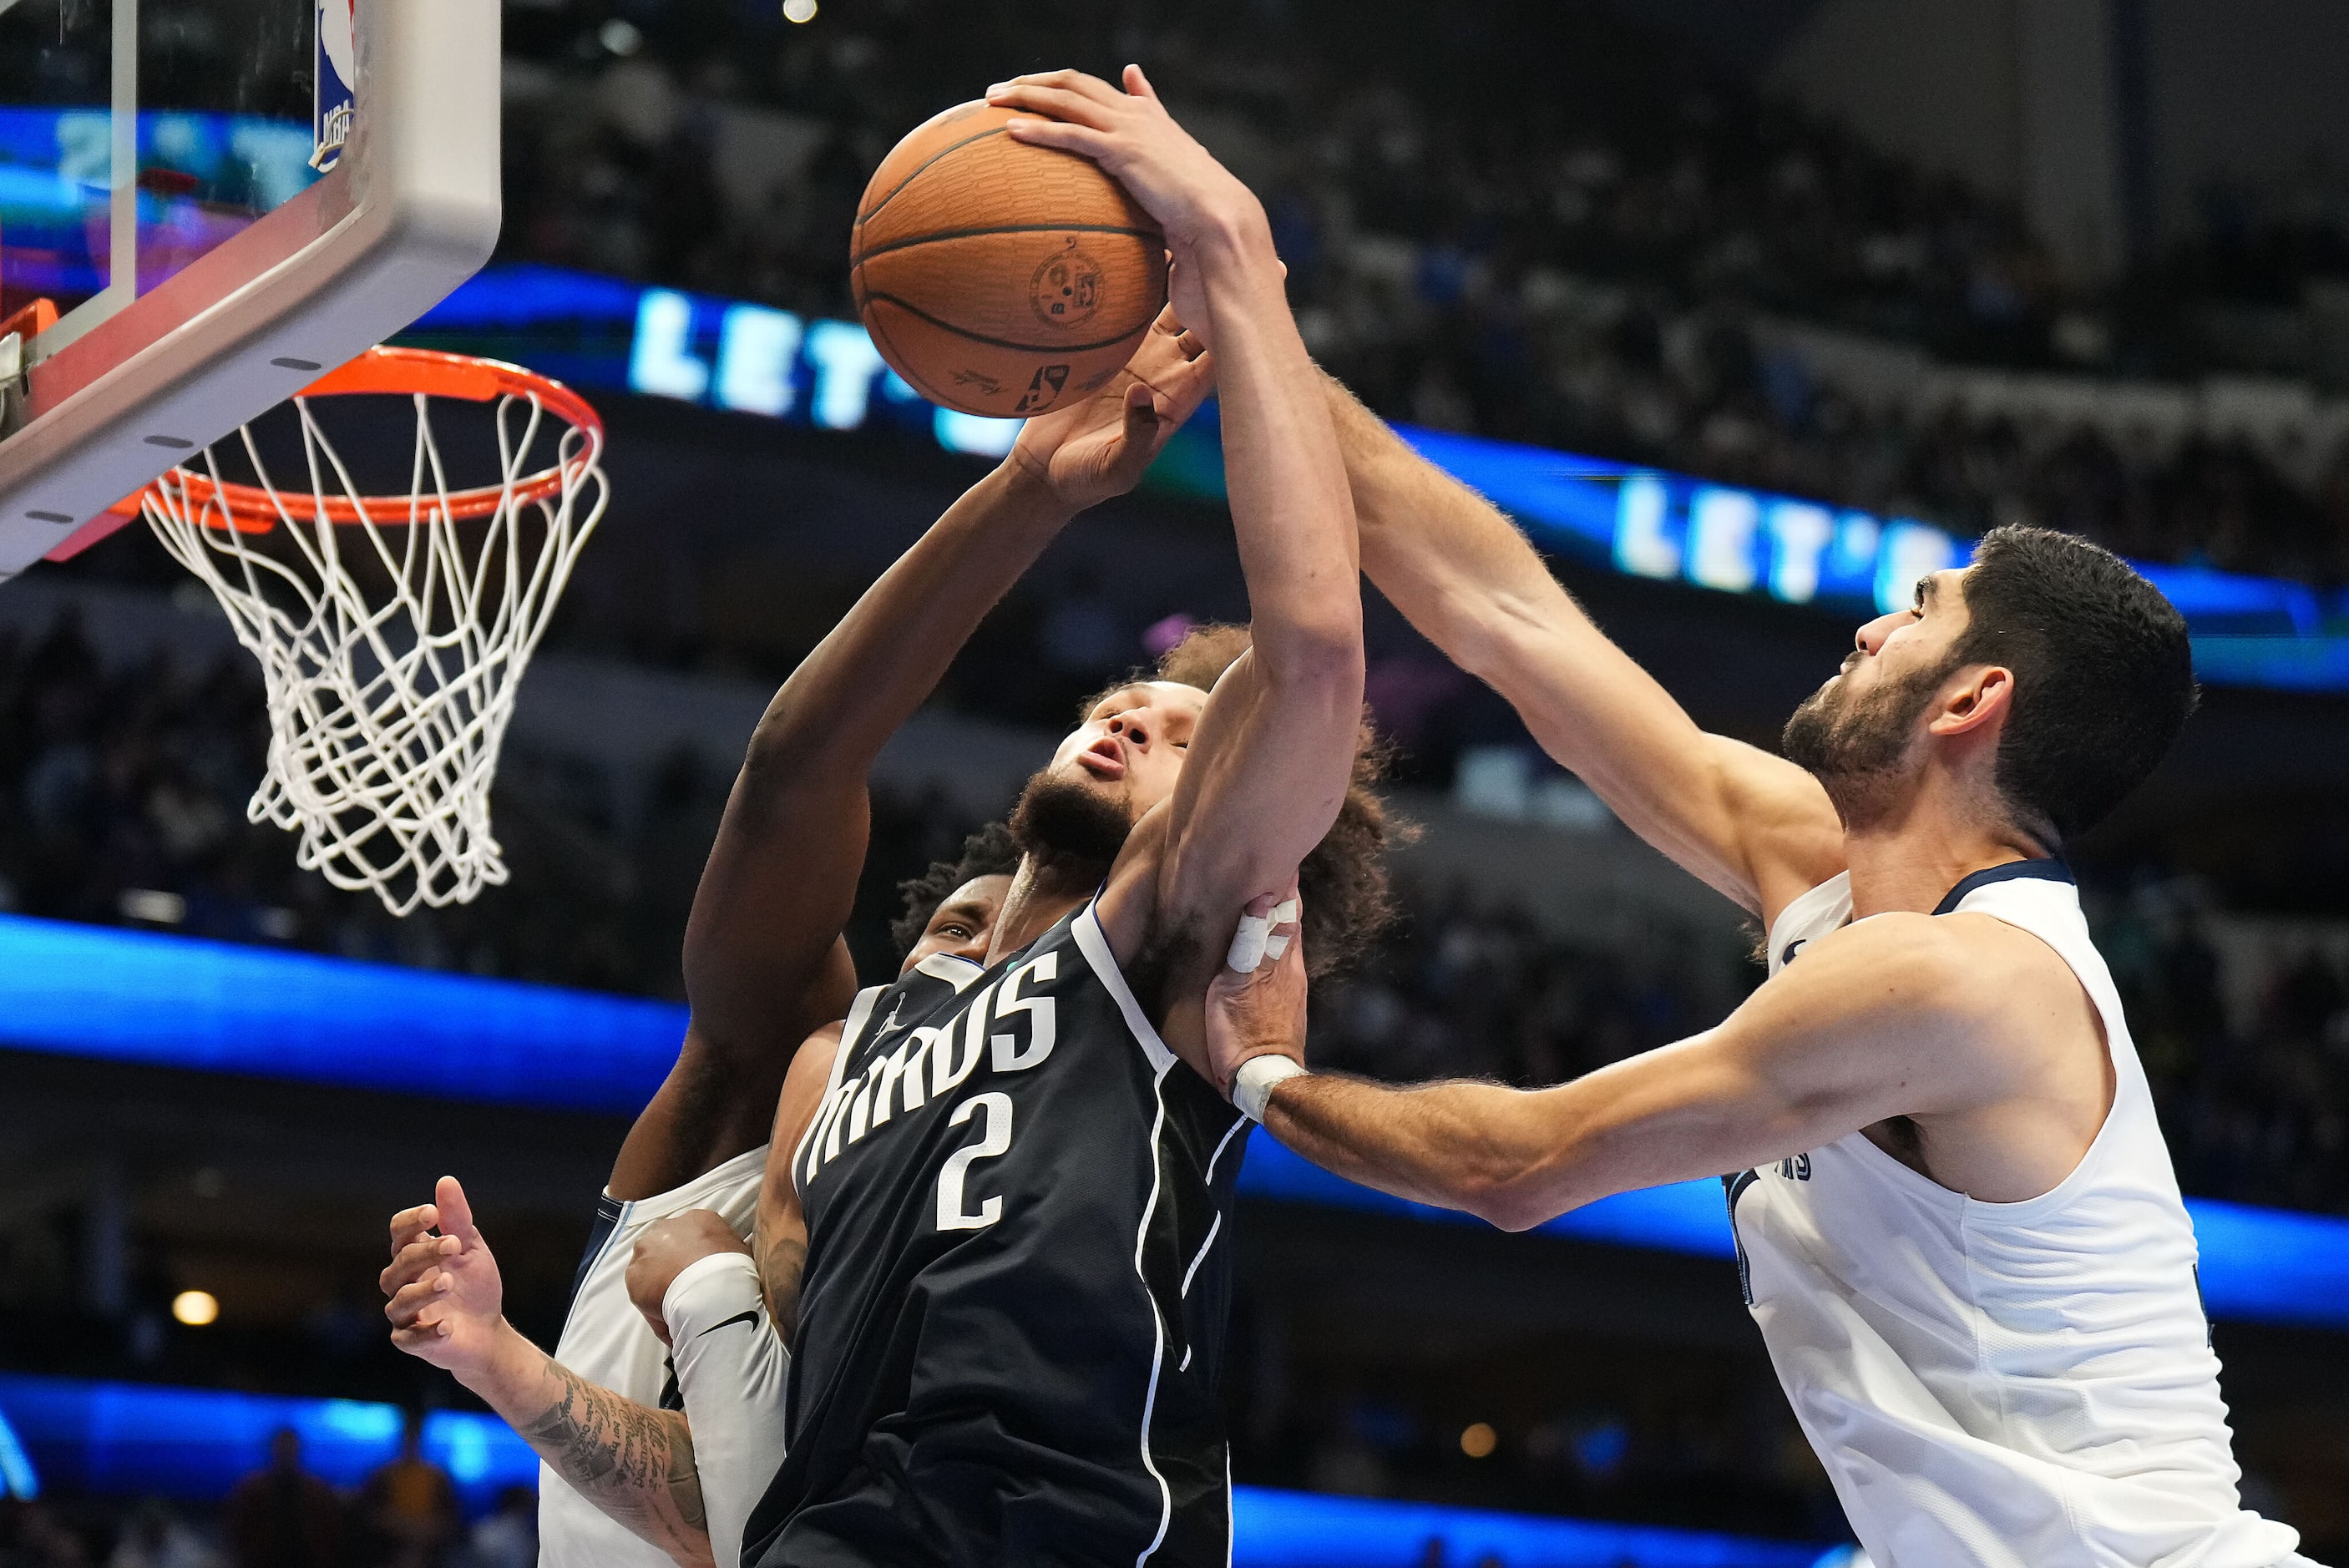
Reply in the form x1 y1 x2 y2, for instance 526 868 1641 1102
1810 908 2077 1025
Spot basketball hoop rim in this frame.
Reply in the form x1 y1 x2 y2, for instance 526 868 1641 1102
128 346 604 527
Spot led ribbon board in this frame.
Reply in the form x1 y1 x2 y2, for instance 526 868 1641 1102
0 1374 1836 1566
3 913 2346 1328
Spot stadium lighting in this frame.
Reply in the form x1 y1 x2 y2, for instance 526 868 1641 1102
783 0 818 20
1460 1422 1497 1459
169 1292 217 1328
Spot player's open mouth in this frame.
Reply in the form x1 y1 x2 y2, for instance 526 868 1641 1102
1078 738 1126 780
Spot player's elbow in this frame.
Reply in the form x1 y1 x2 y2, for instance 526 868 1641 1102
1458 1174 1556 1234
1445 1139 1567 1233
1259 620 1364 692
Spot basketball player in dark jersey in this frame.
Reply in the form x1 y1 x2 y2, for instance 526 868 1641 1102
717 67 1389 1568
378 298 1216 1567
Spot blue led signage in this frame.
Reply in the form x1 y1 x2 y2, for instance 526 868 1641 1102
0 1375 1835 1565
3 913 2345 1328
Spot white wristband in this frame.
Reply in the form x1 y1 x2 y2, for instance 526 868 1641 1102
1233 1055 1309 1122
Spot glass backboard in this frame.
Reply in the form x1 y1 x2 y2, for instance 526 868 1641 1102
0 0 500 578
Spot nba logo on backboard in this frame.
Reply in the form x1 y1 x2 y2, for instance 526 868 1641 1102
311 0 357 171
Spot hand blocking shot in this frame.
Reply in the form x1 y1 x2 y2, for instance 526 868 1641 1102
1218 374 2331 1568
382 67 1395 1568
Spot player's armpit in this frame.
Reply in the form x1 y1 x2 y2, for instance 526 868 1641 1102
1263 916 1991 1232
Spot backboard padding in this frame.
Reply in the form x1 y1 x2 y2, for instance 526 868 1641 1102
0 0 499 577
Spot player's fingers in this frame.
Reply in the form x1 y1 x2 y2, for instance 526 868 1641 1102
385 1274 448 1327
998 68 1126 109
986 83 1118 131
1144 358 1211 426
1001 119 1115 161
1120 381 1159 432
379 1236 459 1297
434 1176 480 1247
387 1205 438 1255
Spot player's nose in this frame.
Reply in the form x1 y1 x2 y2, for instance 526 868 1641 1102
1853 610 1901 655
1110 714 1151 746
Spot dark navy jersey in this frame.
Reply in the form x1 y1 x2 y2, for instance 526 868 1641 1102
743 902 1252 1568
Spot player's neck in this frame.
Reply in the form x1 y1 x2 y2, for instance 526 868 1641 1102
986 855 1096 964
1840 770 2049 919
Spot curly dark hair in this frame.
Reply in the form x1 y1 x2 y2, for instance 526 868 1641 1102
890 820 1022 955
1087 623 1406 980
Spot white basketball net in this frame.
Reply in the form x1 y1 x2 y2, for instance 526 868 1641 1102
143 385 607 915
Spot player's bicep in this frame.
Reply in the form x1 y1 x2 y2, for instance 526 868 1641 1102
681 774 870 1052
1158 644 1364 918
1465 607 1802 915
1707 736 1845 918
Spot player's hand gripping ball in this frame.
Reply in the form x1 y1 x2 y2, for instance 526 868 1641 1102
851 101 1169 419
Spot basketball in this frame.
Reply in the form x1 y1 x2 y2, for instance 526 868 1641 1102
851 101 1168 420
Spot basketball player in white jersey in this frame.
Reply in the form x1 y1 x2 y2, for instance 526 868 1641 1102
379 306 1214 1568
1208 394 2324 1568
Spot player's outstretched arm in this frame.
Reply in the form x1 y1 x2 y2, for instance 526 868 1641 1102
1319 375 1843 923
615 311 1212 1196
1253 917 2005 1229
379 1179 714 1568
992 67 1365 964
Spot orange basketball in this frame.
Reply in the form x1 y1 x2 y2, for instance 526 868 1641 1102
852 101 1168 420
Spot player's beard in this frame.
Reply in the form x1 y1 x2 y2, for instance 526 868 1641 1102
1008 768 1134 883
1781 655 1952 828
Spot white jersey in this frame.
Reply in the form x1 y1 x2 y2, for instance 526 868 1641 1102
1736 863 2306 1568
540 1144 768 1568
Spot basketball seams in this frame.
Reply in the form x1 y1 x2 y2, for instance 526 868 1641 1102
854 99 1169 417
850 223 1164 269
857 124 1010 229
860 301 955 409
861 291 1156 357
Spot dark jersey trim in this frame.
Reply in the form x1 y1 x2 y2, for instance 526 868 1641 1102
1931 857 2073 916
565 1193 625 1320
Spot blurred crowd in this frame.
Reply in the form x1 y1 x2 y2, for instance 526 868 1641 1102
3 612 2345 1218
493 0 2349 581
0 1424 533 1568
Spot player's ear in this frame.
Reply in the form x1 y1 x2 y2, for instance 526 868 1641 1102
1927 665 2012 737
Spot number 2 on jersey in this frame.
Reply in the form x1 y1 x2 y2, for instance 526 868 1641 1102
937 1091 1014 1231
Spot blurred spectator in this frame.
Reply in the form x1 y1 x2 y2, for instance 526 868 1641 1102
356 1413 456 1568
2 609 2346 1214
220 1429 339 1568
476 0 2349 584
3 1500 93 1568
105 1500 215 1568
458 1489 534 1568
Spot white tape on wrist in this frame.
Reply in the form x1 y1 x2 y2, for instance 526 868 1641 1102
1233 1055 1308 1122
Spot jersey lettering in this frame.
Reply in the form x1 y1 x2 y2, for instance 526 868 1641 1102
935 1092 1014 1231
932 982 992 1096
990 953 1058 1072
869 1033 927 1129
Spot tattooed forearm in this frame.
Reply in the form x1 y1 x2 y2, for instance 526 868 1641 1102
513 1358 713 1568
